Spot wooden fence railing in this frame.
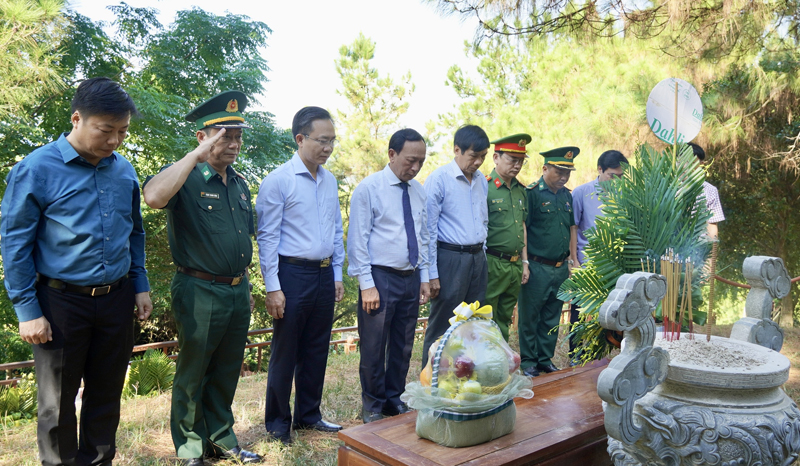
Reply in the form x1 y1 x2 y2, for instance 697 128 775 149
0 317 429 387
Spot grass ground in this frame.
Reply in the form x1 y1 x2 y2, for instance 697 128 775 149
2 324 800 465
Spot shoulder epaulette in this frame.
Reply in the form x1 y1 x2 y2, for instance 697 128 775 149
526 181 539 190
485 174 492 182
233 170 247 181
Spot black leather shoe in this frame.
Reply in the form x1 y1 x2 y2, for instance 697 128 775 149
266 431 292 445
218 446 263 463
292 419 342 432
522 366 540 378
362 409 384 424
181 459 204 466
536 363 560 373
381 402 411 417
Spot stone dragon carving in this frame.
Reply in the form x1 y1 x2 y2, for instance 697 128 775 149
730 256 791 351
597 272 669 444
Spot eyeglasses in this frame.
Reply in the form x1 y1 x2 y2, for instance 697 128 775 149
502 153 528 166
303 134 337 148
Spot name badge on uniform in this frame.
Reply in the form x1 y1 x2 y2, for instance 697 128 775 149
491 198 504 204
201 192 220 199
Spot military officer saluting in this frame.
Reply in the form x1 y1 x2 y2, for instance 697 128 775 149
143 91 261 465
485 134 531 341
517 147 579 377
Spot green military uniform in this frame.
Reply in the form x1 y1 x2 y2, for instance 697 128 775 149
146 91 256 459
484 133 531 341
517 147 578 372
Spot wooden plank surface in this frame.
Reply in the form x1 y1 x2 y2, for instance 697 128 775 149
338 360 611 466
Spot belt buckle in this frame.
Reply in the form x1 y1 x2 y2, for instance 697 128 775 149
320 258 331 268
231 276 243 286
555 261 563 268
91 285 111 297
510 255 519 262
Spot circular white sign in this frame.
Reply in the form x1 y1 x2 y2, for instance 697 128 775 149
646 77 703 144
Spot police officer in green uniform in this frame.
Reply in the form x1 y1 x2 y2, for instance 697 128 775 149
517 147 579 378
143 91 262 465
485 134 531 341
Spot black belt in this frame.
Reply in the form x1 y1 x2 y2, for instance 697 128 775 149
486 248 521 262
177 266 245 285
279 255 332 268
372 264 416 277
438 241 483 254
39 274 127 297
530 255 567 267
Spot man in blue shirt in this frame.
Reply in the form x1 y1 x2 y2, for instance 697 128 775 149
421 125 490 367
570 150 628 361
1 77 152 466
347 128 431 423
256 107 345 444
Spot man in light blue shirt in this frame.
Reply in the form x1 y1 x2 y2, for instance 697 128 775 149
256 107 345 444
570 149 627 361
348 128 431 423
421 125 490 366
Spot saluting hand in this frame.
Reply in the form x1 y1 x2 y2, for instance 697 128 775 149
266 290 286 319
19 316 52 345
190 127 227 164
419 282 431 305
135 292 153 320
361 287 380 314
429 278 441 300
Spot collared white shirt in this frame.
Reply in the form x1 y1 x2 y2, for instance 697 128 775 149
424 160 488 280
256 152 344 292
347 165 430 290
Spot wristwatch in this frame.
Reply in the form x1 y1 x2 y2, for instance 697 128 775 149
568 259 574 265
522 259 529 264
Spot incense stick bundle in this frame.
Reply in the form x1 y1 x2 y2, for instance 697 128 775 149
678 258 689 340
706 242 719 342
687 258 694 339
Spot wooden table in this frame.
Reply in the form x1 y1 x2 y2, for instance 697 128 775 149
338 360 611 466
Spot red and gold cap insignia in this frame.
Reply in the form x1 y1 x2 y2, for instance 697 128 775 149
226 99 239 113
518 139 527 148
564 151 574 160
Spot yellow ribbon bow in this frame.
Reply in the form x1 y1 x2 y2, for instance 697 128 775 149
449 301 493 326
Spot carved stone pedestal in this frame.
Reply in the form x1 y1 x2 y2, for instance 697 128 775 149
596 256 800 466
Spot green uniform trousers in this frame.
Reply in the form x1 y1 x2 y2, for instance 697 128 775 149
517 261 569 369
170 273 251 459
485 254 522 341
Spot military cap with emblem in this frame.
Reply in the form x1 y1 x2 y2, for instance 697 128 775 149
185 90 252 130
539 146 580 171
491 133 532 154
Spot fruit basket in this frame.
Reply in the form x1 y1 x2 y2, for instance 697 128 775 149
402 302 533 447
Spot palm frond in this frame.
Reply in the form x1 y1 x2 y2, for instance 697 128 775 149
559 143 712 362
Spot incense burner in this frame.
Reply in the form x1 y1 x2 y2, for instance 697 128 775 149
597 257 800 466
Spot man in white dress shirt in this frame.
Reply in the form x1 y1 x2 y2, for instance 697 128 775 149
421 125 490 367
348 128 431 423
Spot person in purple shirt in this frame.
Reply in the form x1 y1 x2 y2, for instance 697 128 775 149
569 150 628 360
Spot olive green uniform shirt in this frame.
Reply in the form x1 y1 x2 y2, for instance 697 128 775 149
525 176 574 261
486 169 527 255
149 162 254 275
